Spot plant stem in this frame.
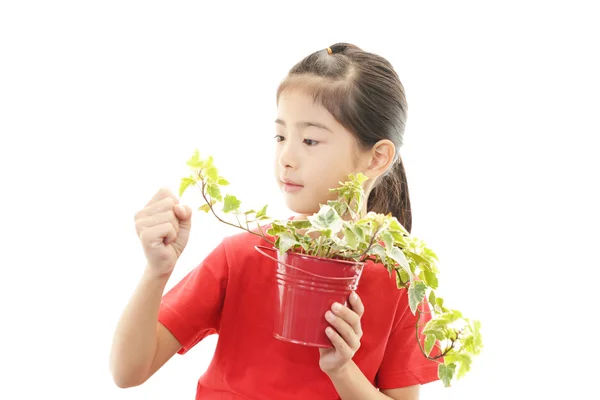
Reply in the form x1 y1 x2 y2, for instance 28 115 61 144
415 308 458 361
317 235 324 257
357 223 382 261
197 180 274 246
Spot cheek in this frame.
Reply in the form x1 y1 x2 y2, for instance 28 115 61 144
273 147 281 166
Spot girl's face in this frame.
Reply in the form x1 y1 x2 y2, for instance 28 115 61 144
274 90 370 216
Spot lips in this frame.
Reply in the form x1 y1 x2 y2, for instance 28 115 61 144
280 178 304 193
281 178 303 187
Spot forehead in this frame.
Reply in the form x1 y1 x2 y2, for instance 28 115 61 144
277 90 340 129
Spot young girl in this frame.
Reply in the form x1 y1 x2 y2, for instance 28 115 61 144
110 43 440 399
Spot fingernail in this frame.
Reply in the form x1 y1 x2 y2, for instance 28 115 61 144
351 292 358 301
325 311 335 321
332 303 342 312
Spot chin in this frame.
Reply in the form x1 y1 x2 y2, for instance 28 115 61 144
284 200 319 216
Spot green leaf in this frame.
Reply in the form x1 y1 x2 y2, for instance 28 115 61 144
217 177 230 186
473 320 483 349
428 291 437 308
349 224 364 241
408 281 427 313
290 220 311 229
206 183 222 201
338 202 348 217
186 149 204 169
438 363 456 387
390 230 408 245
369 244 387 264
222 194 241 213
267 222 287 236
424 334 436 357
436 297 444 309
327 200 348 217
389 218 409 235
423 267 439 289
205 166 219 181
422 326 445 341
386 246 411 277
320 228 332 239
381 231 394 251
395 269 410 288
445 354 472 380
179 176 196 197
256 204 268 218
464 320 483 355
198 204 211 213
204 155 215 168
407 252 429 267
423 310 463 334
277 232 298 254
342 225 358 248
307 205 343 234
423 247 440 262
354 172 369 185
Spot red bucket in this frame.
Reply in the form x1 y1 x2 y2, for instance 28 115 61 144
255 245 365 348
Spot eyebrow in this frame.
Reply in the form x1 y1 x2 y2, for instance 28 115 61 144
275 118 333 132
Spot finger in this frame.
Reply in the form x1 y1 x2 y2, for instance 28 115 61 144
331 302 362 337
325 327 354 359
145 187 177 207
325 310 361 350
136 197 177 220
140 223 176 248
349 292 365 318
136 211 179 236
173 204 192 221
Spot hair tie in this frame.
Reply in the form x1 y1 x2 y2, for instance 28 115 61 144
326 47 332 55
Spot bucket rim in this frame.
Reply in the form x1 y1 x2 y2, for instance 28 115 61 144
276 272 360 286
255 245 365 281
255 245 366 267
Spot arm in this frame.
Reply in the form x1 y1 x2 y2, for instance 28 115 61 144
320 293 421 400
328 361 419 400
109 266 182 388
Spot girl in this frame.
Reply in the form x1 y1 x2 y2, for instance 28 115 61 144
110 43 440 399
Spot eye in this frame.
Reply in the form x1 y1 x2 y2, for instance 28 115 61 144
304 139 319 146
274 135 285 142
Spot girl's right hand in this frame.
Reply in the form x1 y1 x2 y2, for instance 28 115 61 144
134 188 193 277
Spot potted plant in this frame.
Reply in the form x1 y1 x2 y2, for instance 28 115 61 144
179 149 483 387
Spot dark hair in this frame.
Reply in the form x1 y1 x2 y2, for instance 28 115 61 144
276 43 412 233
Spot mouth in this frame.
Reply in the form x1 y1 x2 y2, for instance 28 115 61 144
281 178 303 186
281 178 304 193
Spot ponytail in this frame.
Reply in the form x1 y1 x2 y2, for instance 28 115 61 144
367 157 412 233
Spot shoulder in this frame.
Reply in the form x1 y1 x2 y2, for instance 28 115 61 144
357 261 410 323
359 261 404 300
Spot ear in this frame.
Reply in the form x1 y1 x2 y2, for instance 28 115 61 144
364 139 396 179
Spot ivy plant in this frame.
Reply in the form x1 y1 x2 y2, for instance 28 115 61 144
179 149 483 387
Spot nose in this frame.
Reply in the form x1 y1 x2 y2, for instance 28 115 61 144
278 140 299 170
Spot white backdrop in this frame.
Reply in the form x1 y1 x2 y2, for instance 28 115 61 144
1 1 598 399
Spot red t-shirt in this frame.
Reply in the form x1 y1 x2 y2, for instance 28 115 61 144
158 230 440 399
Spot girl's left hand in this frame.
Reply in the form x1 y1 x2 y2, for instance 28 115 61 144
319 292 365 376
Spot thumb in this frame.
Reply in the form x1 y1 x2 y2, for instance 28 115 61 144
174 204 193 226
172 204 192 256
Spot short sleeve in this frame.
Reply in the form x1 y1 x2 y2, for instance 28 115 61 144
375 294 441 389
158 240 229 355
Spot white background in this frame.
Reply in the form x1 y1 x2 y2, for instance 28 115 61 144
1 1 598 399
